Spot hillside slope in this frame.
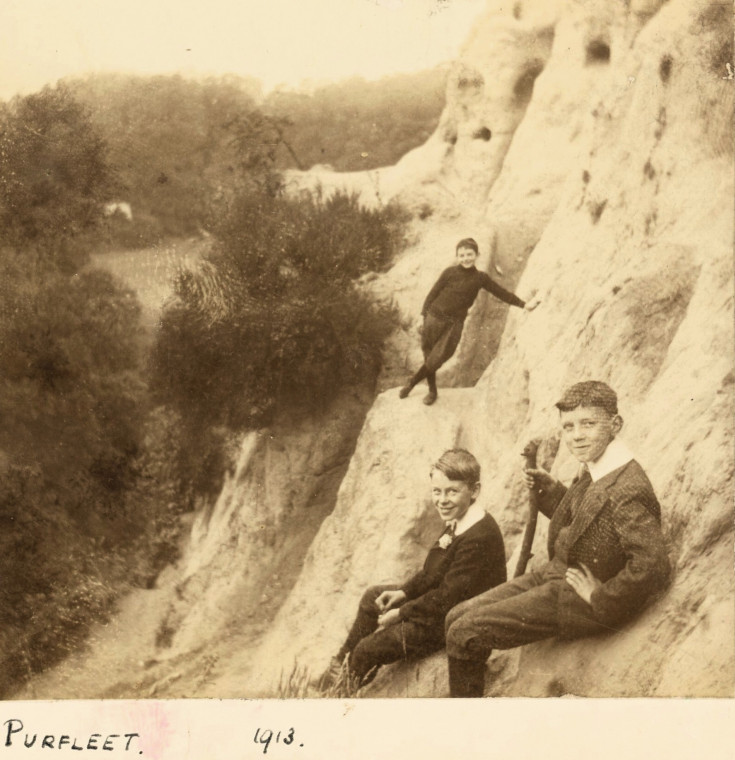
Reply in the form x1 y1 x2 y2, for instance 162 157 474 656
14 0 732 701
246 0 734 697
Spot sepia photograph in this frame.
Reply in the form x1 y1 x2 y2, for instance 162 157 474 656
0 0 733 755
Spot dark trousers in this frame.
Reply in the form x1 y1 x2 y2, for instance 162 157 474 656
444 565 566 697
421 312 464 372
406 313 464 394
337 585 444 682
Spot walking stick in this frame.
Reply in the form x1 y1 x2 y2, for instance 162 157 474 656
514 438 542 578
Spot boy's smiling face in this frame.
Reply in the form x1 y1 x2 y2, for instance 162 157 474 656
456 246 478 268
560 405 622 464
430 469 479 524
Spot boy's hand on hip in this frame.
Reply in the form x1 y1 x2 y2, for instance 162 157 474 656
565 563 601 604
524 296 541 311
375 589 406 613
377 608 401 629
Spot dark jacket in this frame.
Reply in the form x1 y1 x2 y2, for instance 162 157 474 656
539 460 671 635
398 513 506 632
421 265 525 321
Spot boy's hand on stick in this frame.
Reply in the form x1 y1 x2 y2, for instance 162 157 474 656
523 467 555 493
565 563 602 604
375 589 406 613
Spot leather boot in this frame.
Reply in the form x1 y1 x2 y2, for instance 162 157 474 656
423 372 438 405
447 656 485 698
400 366 429 399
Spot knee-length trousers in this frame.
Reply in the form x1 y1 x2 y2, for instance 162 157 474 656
421 312 464 372
445 566 566 661
339 585 445 681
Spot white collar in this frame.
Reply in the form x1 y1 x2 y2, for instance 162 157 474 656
587 438 634 482
451 502 485 536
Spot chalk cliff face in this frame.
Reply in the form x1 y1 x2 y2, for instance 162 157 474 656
244 0 734 697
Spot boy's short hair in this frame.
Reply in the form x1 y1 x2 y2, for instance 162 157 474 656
431 448 481 484
456 238 479 254
555 381 618 416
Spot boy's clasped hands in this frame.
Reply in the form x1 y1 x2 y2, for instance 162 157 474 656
375 589 407 629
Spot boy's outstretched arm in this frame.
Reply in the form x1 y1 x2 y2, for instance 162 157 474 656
480 273 526 309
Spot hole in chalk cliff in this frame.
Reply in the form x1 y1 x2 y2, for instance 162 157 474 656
589 199 607 224
457 72 484 90
513 61 545 106
659 54 673 83
512 2 522 19
472 126 492 141
585 40 611 66
442 121 458 145
582 170 590 183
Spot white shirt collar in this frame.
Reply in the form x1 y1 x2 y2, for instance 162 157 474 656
451 501 485 536
587 438 634 482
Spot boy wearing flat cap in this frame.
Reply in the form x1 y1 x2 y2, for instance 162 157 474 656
444 381 671 697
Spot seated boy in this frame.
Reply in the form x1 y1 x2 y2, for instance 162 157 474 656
444 381 671 697
317 448 507 691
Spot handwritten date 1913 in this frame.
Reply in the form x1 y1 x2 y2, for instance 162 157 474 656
253 728 302 754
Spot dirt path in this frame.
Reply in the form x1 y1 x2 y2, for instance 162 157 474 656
12 496 328 700
9 236 371 701
10 440 343 700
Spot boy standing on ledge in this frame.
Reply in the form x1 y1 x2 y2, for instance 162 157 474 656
400 237 539 405
444 381 671 697
317 448 507 692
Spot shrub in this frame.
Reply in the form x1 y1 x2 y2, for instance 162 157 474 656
151 188 407 436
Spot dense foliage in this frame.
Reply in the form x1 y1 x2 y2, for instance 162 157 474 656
151 188 407 439
0 72 415 690
0 85 175 691
66 69 444 245
264 68 447 172
0 84 115 270
67 74 264 246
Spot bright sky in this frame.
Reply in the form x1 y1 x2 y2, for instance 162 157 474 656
0 0 485 99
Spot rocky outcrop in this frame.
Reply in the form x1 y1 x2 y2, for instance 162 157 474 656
150 386 375 658
11 0 732 703
246 0 734 697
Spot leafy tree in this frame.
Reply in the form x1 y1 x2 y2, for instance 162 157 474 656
67 73 265 244
0 85 158 691
151 187 407 440
264 67 448 171
61 69 445 247
0 83 115 271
